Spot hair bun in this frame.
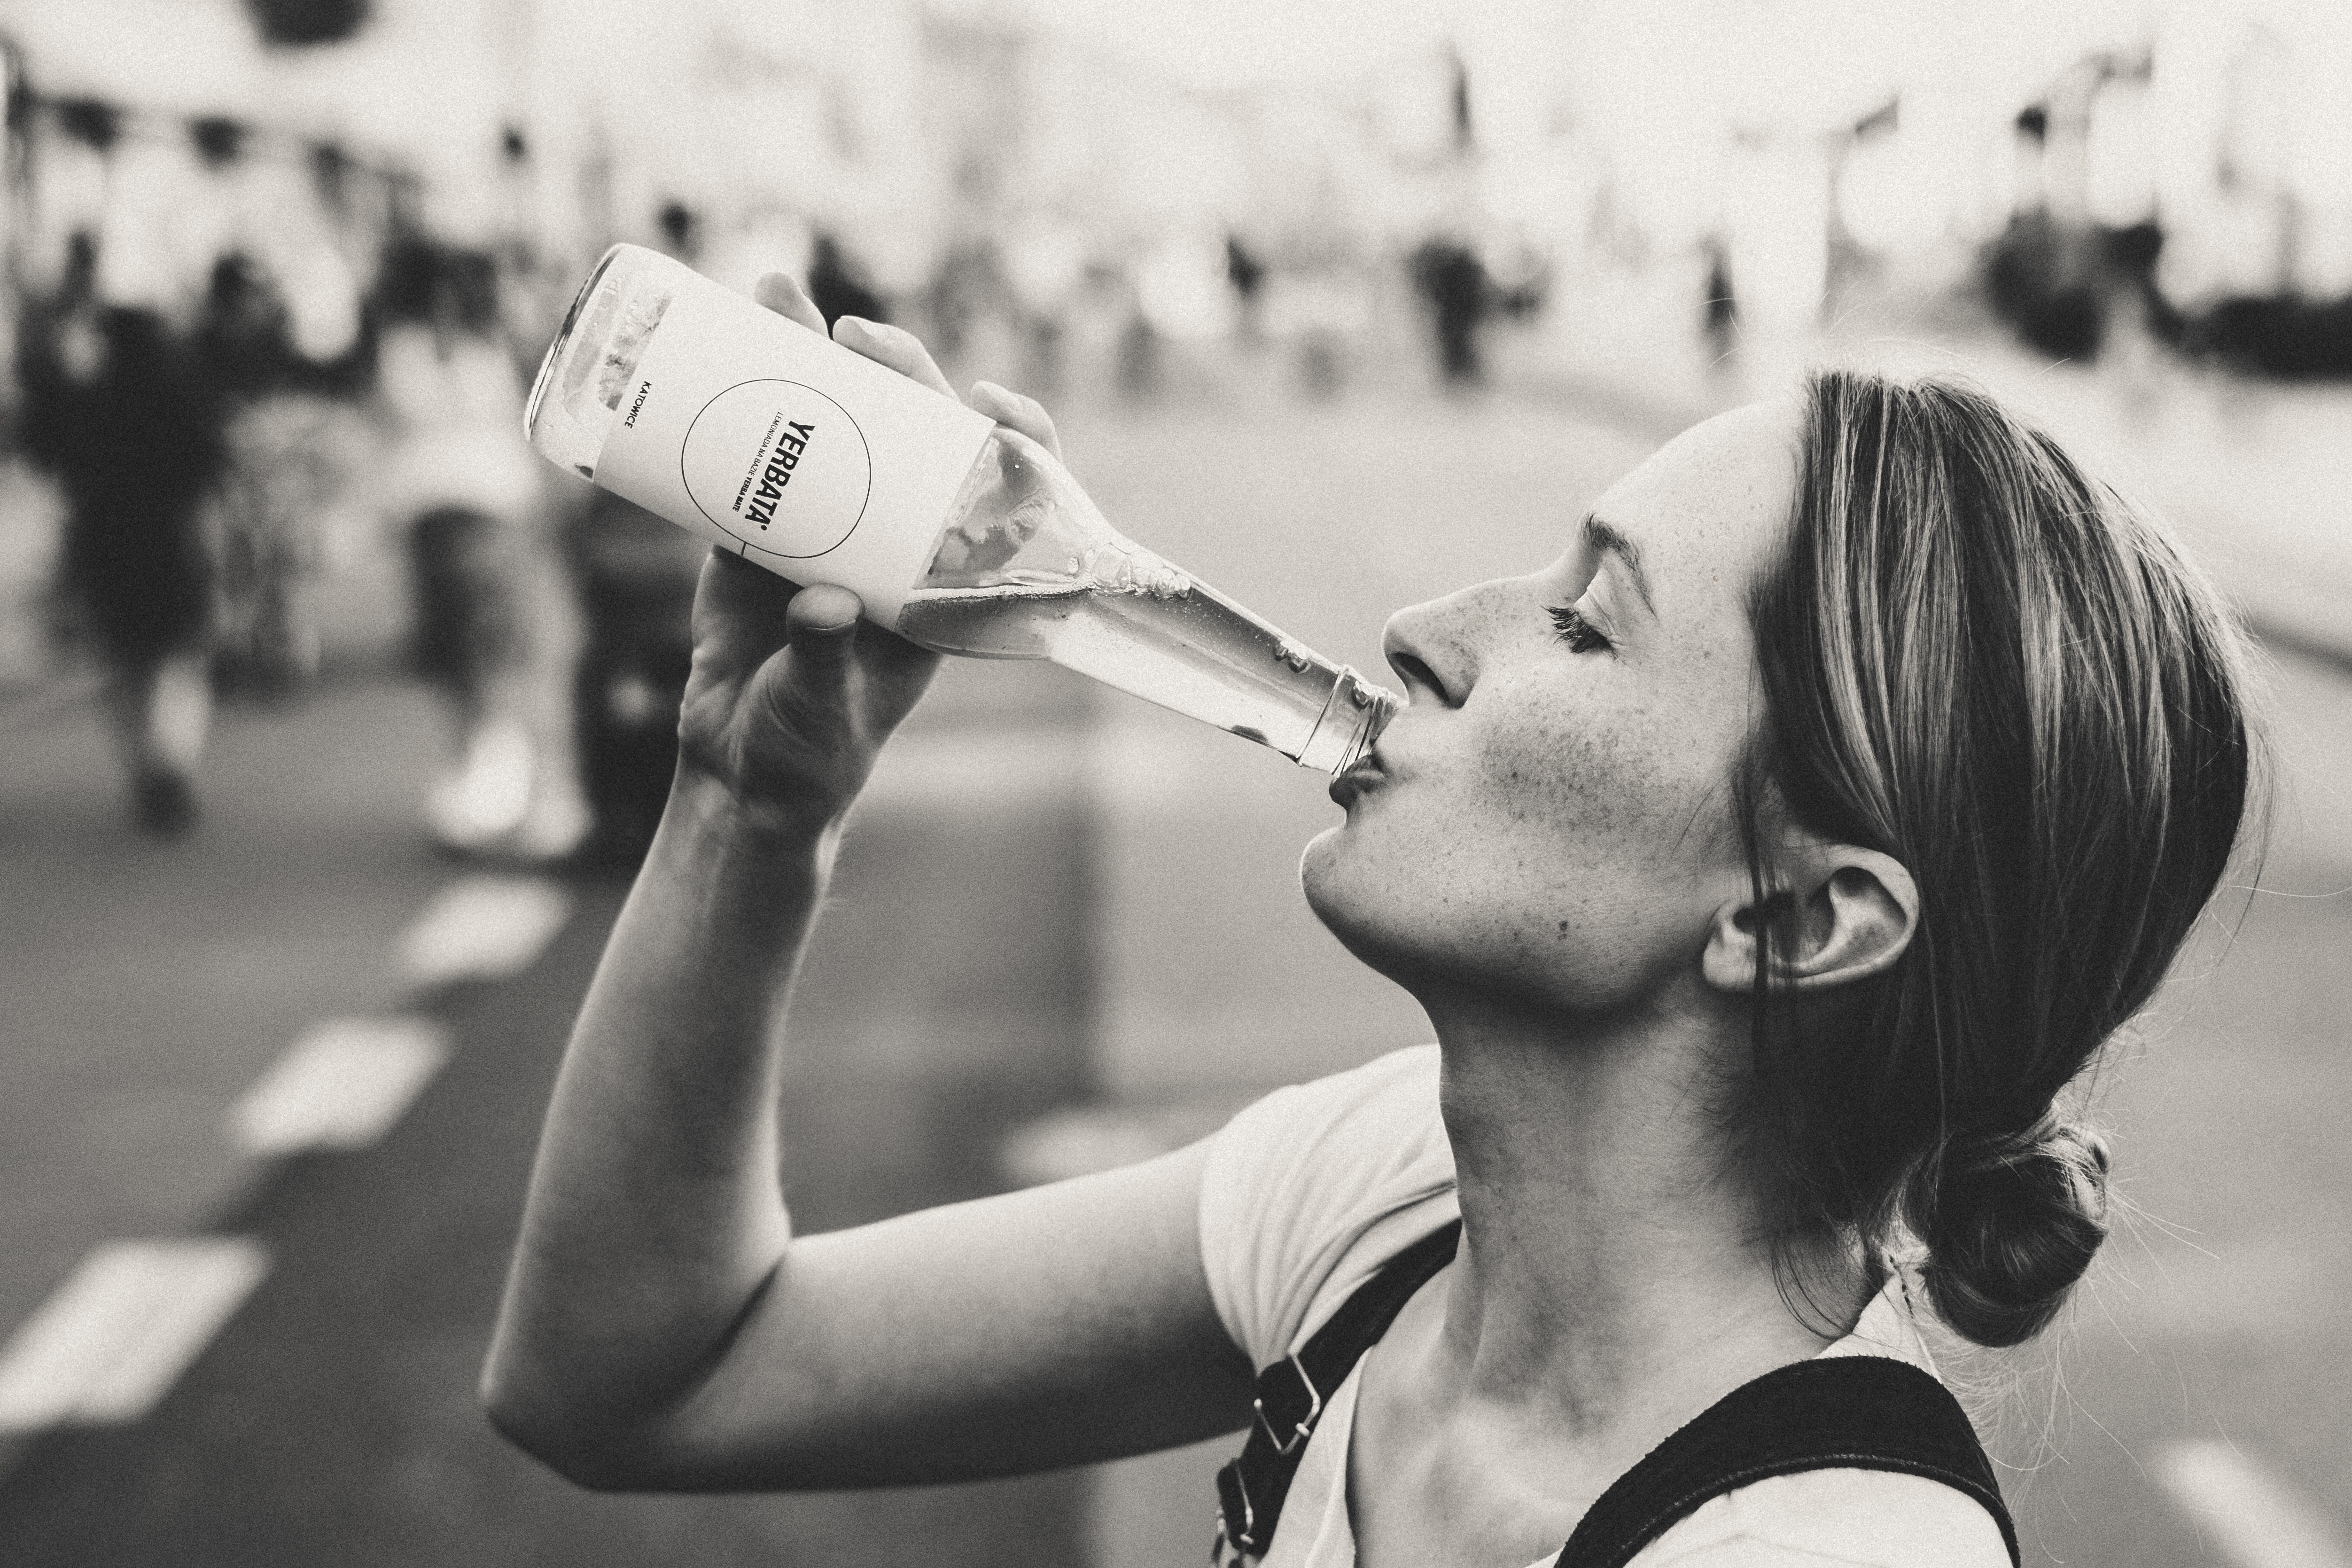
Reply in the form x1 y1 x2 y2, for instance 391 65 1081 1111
1912 1118 2111 1348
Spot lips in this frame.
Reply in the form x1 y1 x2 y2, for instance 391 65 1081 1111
1328 755 1385 807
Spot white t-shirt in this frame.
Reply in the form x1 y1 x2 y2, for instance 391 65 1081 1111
1197 1045 2012 1568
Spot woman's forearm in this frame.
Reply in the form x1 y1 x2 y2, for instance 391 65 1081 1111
483 772 835 1467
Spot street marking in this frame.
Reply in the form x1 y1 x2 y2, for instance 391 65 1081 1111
0 1239 270 1433
398 874 571 986
226 1016 450 1156
2158 1440 2352 1568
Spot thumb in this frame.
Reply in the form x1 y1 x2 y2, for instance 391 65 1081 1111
777 582 863 710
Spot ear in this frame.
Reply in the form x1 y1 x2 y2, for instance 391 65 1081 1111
1700 846 1919 996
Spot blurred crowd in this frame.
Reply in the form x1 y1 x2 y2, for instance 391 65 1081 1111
2 66 592 854
0 0 2345 859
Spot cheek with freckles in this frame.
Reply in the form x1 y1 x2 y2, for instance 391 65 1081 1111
1304 671 1739 1010
1456 676 1729 975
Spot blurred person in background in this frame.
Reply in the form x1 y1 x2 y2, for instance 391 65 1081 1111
1001 218 1086 397
484 282 2253 1566
11 96 363 835
803 231 885 330
195 128 375 699
1226 231 1268 343
924 235 1007 369
373 230 591 864
1410 230 1492 384
16 224 223 837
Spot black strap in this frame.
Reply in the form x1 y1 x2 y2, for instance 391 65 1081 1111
1213 1219 1462 1561
1212 1225 2020 1568
1553 1356 2020 1568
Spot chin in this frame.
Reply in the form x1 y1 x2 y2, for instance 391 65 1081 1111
1299 829 1437 990
1297 824 1352 928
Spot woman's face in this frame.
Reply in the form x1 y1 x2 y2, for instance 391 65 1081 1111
1302 398 1800 1019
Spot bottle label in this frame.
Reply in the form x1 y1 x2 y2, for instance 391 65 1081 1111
592 265 993 620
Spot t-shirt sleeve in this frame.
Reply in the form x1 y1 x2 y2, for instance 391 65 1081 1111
1635 1470 2013 1568
1196 1044 1459 1369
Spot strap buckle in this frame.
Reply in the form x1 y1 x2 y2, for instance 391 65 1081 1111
1214 1460 1257 1560
1251 1353 1323 1457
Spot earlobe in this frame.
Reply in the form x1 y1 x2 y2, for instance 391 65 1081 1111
1701 848 1919 996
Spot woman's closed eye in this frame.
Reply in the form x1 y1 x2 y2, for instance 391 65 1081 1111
1548 603 1613 654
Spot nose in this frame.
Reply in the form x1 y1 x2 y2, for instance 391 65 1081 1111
1382 581 1494 709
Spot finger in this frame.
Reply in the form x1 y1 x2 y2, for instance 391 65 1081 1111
778 582 862 711
968 381 1063 459
752 272 829 337
793 584 940 732
832 315 956 399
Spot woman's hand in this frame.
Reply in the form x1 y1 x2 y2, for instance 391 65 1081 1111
671 274 1064 839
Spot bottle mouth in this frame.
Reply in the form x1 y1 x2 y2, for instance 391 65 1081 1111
1299 666 1400 776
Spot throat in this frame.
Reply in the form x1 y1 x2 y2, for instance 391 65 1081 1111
1345 1278 1596 1568
1342 1228 1867 1568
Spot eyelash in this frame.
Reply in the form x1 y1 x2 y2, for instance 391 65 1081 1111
1548 604 1612 654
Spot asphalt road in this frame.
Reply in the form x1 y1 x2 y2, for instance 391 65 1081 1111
0 657 1103 1565
1 384 2348 1566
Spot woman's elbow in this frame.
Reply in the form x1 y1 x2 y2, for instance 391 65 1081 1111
478 1359 665 1492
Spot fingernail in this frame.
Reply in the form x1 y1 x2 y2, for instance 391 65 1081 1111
835 315 872 338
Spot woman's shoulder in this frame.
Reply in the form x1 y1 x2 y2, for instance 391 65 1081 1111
1620 1276 2000 1568
1634 1468 2011 1568
1196 1045 1457 1367
1223 1043 1445 1145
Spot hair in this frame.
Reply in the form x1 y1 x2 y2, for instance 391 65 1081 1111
1734 369 2255 1349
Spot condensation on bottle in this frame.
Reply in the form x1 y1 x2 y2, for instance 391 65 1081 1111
526 244 1396 776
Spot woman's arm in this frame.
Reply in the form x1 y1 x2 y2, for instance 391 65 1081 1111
481 288 1255 1490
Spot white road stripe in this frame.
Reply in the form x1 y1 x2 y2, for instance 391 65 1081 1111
398 874 571 987
0 1240 269 1433
2158 1440 2352 1568
226 1016 451 1156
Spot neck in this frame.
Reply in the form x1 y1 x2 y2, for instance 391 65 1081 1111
1417 982 1863 1441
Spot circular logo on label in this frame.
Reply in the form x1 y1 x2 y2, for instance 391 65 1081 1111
682 380 872 559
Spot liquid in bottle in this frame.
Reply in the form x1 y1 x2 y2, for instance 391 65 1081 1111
525 245 1395 775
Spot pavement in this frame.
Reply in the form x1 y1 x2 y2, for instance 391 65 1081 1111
0 379 2347 1566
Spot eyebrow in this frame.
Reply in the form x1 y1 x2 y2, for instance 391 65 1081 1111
1583 514 1656 616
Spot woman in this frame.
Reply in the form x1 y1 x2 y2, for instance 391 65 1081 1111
483 275 2252 1567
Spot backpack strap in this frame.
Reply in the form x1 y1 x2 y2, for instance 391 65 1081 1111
1212 1218 1462 1563
1551 1356 2021 1568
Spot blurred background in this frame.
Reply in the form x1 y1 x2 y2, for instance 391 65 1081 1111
0 0 2347 1563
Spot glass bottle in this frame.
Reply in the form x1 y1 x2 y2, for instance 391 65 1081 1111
525 245 1395 776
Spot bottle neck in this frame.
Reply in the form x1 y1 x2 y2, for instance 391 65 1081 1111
1296 666 1396 776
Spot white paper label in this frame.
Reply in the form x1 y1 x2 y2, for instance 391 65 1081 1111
592 265 993 622
680 380 871 557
